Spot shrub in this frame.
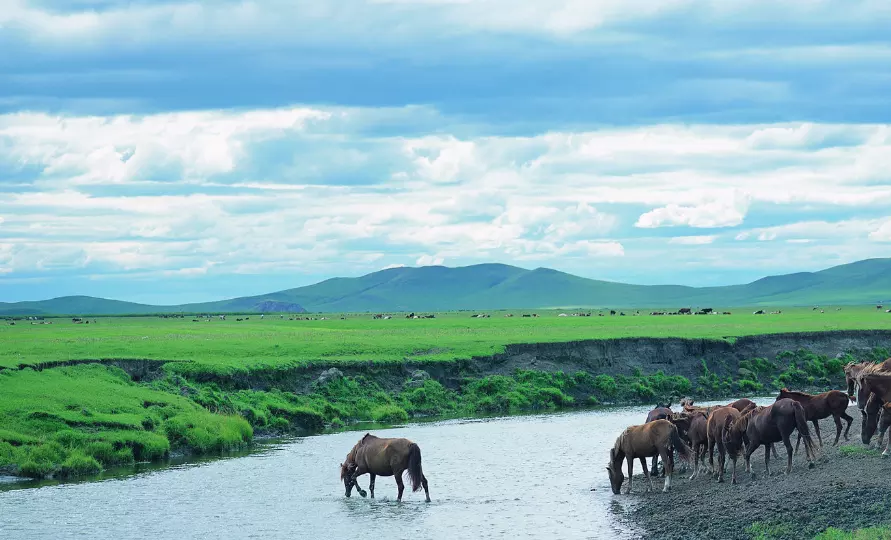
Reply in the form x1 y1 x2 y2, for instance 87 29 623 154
593 375 618 398
736 379 763 393
58 451 102 478
370 405 409 423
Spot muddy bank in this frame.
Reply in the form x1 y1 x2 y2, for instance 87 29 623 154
620 406 890 540
180 330 891 392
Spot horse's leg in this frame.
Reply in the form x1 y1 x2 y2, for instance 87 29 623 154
369 473 376 499
689 443 700 480
783 434 793 475
730 454 738 485
708 439 716 477
795 432 801 455
421 474 430 503
625 456 634 495
348 466 369 498
813 419 823 447
763 445 771 477
394 470 405 502
832 413 843 446
717 443 726 483
650 455 659 477
771 444 778 459
639 457 653 492
841 410 853 442
659 448 673 492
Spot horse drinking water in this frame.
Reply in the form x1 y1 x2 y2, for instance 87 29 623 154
340 433 431 502
606 419 691 494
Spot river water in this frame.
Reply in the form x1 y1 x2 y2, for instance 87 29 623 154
0 400 751 540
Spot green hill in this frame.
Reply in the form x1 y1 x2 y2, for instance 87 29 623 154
3 258 891 316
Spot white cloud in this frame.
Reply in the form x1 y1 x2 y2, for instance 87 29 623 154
668 235 717 245
869 220 891 242
635 192 751 228
416 254 445 266
2 105 891 284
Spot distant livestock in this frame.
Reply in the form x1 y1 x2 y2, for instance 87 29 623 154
678 308 692 315
753 310 765 315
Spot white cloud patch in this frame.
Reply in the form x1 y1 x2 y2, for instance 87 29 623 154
668 235 717 245
869 220 891 242
416 254 445 266
635 193 751 228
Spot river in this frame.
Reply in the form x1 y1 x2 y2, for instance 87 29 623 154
0 400 757 540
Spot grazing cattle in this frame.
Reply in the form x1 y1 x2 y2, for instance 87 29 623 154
753 310 765 315
606 419 691 494
679 308 692 315
775 388 853 447
878 305 884 310
609 310 616 316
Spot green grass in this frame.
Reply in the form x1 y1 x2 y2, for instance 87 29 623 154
838 445 883 458
0 364 251 478
2 306 889 373
815 527 891 540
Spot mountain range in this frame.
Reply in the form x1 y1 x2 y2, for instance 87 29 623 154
2 258 891 316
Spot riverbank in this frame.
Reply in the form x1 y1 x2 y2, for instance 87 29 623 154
621 408 891 540
1 318 889 480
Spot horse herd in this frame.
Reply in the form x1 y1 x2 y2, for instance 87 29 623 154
606 358 891 495
335 359 891 502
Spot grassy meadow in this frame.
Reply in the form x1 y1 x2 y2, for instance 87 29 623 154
3 306 890 373
2 305 890 480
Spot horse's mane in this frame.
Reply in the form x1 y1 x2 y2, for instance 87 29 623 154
778 388 812 398
859 362 891 383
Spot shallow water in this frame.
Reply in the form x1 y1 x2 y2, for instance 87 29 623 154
0 400 759 540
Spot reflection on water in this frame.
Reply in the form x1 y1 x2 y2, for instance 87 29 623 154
0 399 766 539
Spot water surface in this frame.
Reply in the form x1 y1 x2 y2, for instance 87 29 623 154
0 400 758 539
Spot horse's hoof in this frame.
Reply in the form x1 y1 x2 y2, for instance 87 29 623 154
425 498 431 503
808 462 815 469
358 490 368 498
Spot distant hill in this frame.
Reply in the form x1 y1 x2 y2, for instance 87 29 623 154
2 258 891 316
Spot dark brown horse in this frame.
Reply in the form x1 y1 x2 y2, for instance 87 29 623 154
706 407 744 484
645 404 674 475
738 399 818 478
606 419 691 494
862 393 885 447
340 433 431 502
684 411 710 479
776 388 853 447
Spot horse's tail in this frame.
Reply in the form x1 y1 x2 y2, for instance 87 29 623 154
669 424 692 462
793 402 818 462
407 443 424 492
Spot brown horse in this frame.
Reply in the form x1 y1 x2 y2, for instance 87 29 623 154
645 404 674 475
606 419 691 494
681 398 756 417
847 359 891 408
684 411 710 479
776 388 853 447
740 399 818 478
340 433 431 502
706 407 744 484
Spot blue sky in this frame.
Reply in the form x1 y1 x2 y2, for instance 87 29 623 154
1 0 891 304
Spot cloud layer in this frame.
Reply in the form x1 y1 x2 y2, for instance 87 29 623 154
1 1 890 302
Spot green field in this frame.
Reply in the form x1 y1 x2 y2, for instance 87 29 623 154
2 306 890 481
3 307 890 373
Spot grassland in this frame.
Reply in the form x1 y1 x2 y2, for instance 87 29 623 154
1 306 890 480
3 306 890 373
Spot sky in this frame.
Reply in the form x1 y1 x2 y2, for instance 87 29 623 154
1 0 891 304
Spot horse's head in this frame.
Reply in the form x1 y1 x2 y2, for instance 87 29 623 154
605 448 625 495
340 460 357 497
776 388 790 401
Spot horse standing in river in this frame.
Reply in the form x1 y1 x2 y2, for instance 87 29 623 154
340 433 431 502
606 419 691 494
738 399 818 478
775 388 853 447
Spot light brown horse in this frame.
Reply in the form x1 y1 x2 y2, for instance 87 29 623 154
606 419 691 494
739 399 818 478
340 433 431 502
706 406 744 484
681 398 756 417
776 388 853 447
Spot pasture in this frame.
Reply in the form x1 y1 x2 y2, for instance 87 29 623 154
2 306 890 373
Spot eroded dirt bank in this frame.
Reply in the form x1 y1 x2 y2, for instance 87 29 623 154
617 408 890 540
180 330 891 392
